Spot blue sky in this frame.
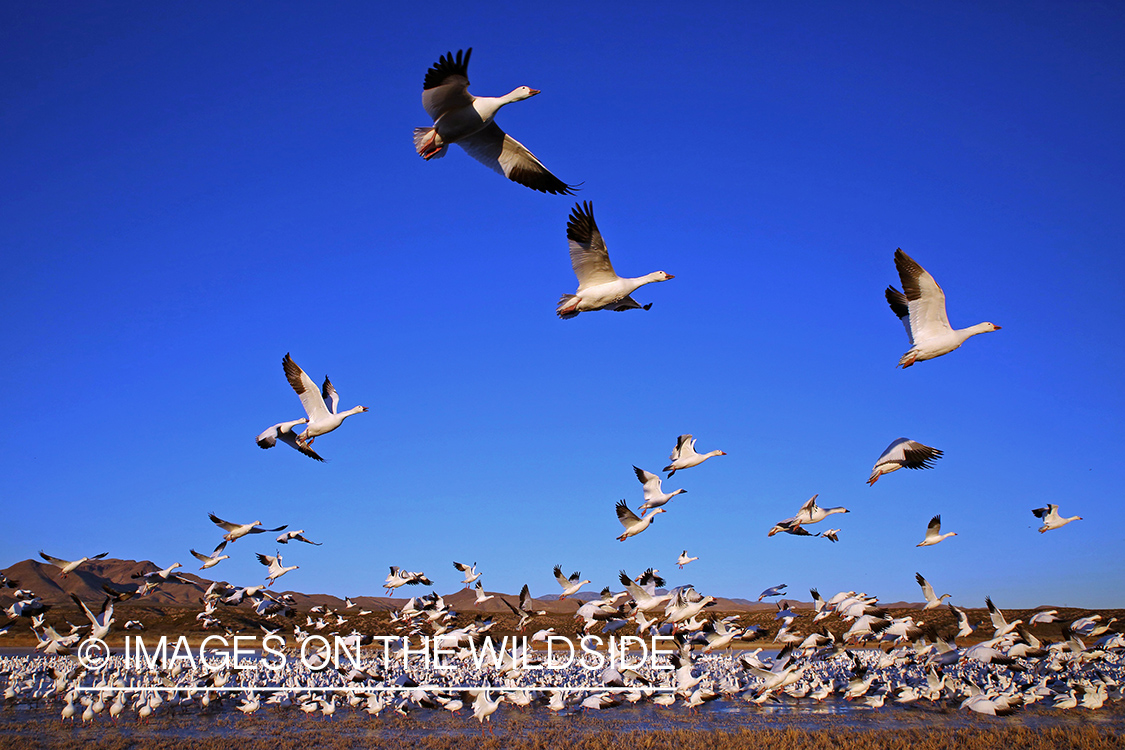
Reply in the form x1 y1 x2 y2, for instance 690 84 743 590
3 2 1123 608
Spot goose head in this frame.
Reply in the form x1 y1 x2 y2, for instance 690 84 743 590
508 86 540 102
654 271 675 281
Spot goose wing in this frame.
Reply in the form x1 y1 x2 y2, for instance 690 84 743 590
190 548 213 563
564 201 618 289
1031 504 1056 519
925 514 942 538
553 565 570 588
321 378 340 415
422 48 474 121
633 466 658 487
670 435 695 462
458 121 576 195
915 572 937 601
208 513 240 533
894 249 952 338
885 286 914 344
277 430 326 462
283 354 330 422
38 552 69 568
615 500 640 528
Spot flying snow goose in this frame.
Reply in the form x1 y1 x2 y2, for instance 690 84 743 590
1031 504 1082 532
453 561 482 585
257 552 299 586
758 584 788 601
868 438 943 484
885 248 1001 368
985 596 1023 637
414 48 575 195
37 551 108 578
556 202 673 318
615 499 665 541
282 353 368 446
768 495 849 535
189 541 229 570
819 529 841 543
916 515 957 546
664 434 726 477
473 580 494 606
552 565 591 599
69 593 114 640
914 573 951 609
384 567 432 595
209 513 288 542
633 466 687 513
255 418 324 462
502 584 545 631
276 530 322 545
677 550 699 569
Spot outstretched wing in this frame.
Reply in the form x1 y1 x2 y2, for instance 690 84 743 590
208 513 239 532
457 121 576 196
894 249 952 338
422 48 474 121
565 201 617 289
283 353 330 422
616 500 640 528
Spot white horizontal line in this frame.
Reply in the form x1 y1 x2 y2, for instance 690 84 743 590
75 686 676 693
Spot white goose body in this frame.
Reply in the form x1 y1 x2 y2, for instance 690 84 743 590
885 248 1000 367
634 466 687 512
1032 504 1082 532
916 514 957 546
664 434 725 477
557 202 673 318
415 48 574 195
282 353 367 445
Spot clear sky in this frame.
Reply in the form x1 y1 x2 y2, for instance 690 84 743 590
3 2 1123 608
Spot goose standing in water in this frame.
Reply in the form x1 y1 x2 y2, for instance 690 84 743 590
616 500 665 541
916 515 957 547
255 418 324 462
633 466 687 513
557 202 674 318
414 48 575 195
1032 504 1082 532
282 354 368 447
885 248 1001 368
868 438 943 484
664 434 725 477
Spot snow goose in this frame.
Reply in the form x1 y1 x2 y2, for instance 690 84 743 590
282 353 368 446
819 528 841 543
615 499 665 541
189 541 229 570
885 248 1001 368
276 530 321 545
916 514 957 546
255 418 324 462
209 513 288 542
677 550 699 569
633 466 686 513
414 48 575 195
758 584 787 602
663 434 725 477
868 438 942 484
914 573 951 609
472 581 494 606
384 567 432 595
69 593 114 641
985 596 1023 637
453 561 482 585
552 565 591 599
1032 504 1082 532
37 551 108 578
255 551 298 586
556 202 673 318
619 569 672 612
502 584 545 631
768 495 849 535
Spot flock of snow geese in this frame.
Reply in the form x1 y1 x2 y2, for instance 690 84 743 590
2 47 1111 730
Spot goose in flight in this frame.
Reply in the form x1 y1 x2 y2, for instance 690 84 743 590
819 528 841 543
615 499 666 541
255 418 324 462
473 580 494 606
131 562 188 584
552 565 591 599
384 567 432 595
916 514 957 547
189 541 229 570
454 561 482 585
209 513 288 543
1032 504 1082 532
257 552 299 586
414 48 575 195
37 551 108 578
276 530 322 545
768 495 849 535
985 596 1022 637
868 438 942 485
677 550 699 569
914 573 952 609
885 248 1001 368
633 466 687 513
502 584 545 631
556 202 673 318
282 354 368 446
69 593 114 641
664 434 725 477
758 584 787 601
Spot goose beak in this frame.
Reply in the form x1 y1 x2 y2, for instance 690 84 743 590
528 88 541 96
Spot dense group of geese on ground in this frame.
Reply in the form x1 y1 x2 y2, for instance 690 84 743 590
2 45 1100 733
